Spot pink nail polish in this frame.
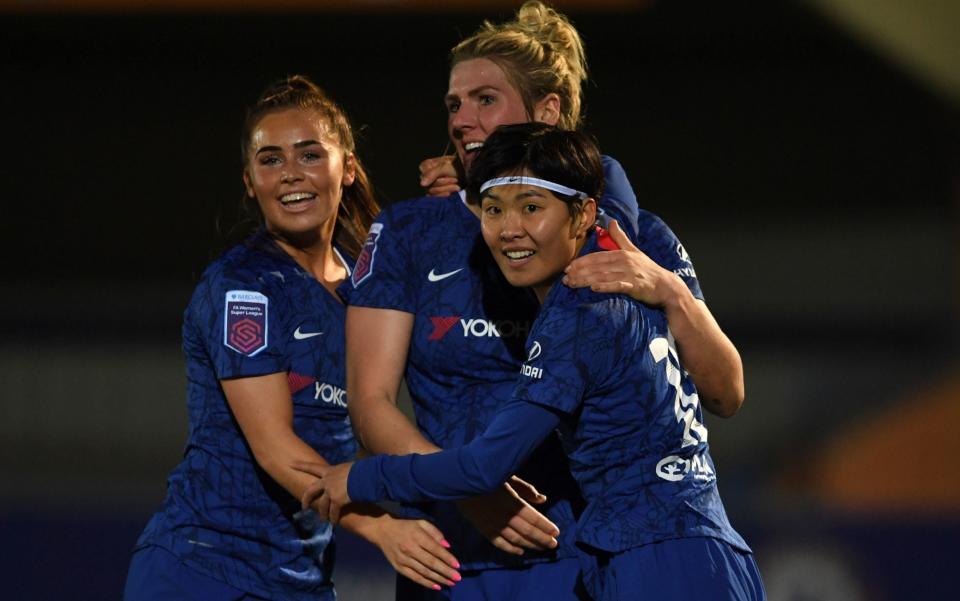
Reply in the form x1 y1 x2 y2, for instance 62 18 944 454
432 584 441 591
452 572 462 582
452 560 461 569
440 539 451 549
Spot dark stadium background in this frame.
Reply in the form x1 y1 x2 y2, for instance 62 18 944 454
0 1 956 599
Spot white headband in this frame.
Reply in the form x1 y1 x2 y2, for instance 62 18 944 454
479 176 588 200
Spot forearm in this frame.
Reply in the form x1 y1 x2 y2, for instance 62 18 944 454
349 401 560 504
346 306 439 455
350 392 439 456
660 277 744 417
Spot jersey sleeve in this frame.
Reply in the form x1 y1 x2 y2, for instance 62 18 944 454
634 211 703 300
599 155 641 243
512 302 619 415
347 400 562 503
338 203 418 312
187 271 287 380
598 155 703 300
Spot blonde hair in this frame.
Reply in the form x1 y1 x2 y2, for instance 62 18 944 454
451 1 588 130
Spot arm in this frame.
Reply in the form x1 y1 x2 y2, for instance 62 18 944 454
221 373 460 589
562 220 744 417
296 401 561 516
345 305 438 455
346 305 559 552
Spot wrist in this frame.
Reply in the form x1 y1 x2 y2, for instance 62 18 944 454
656 271 691 311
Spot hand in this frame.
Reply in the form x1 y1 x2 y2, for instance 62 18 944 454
419 155 462 197
456 476 559 555
563 219 679 306
371 516 463 591
293 460 353 524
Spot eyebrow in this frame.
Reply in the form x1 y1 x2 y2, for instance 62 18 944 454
482 188 547 202
254 140 322 155
445 85 500 104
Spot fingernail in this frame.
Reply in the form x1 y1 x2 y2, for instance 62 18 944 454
440 539 451 549
452 572 462 582
446 579 456 586
452 560 461 569
432 584 441 591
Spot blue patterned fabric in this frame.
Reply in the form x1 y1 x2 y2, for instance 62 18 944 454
340 156 703 573
133 231 355 601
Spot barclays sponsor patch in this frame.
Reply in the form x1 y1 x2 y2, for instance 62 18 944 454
224 290 269 356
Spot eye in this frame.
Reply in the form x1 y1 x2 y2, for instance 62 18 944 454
523 203 540 214
482 204 501 216
301 151 323 163
446 100 461 114
479 94 495 106
258 155 281 166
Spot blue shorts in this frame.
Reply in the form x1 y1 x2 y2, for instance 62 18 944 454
395 556 586 601
124 545 271 601
580 537 765 601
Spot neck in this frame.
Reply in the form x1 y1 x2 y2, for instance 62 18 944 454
532 234 589 304
270 222 347 290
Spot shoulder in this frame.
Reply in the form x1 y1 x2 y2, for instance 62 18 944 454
600 154 626 179
543 284 634 332
377 192 464 225
190 239 286 308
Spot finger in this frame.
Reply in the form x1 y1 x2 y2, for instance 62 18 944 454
418 156 447 176
398 566 445 592
507 476 547 504
488 534 525 556
589 281 634 294
316 493 331 522
404 547 461 585
300 479 326 509
419 159 457 186
607 219 639 252
509 505 560 539
492 524 554 551
412 528 461 576
290 460 328 478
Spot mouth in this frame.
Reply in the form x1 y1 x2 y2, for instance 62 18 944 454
279 191 316 207
461 141 484 161
503 249 535 263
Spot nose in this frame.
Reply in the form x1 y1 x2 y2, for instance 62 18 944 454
499 210 524 241
280 165 303 184
450 104 476 138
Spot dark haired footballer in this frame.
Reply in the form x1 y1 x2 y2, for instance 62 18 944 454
298 123 765 601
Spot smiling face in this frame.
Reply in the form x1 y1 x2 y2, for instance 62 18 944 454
480 173 596 302
243 108 355 243
446 58 557 174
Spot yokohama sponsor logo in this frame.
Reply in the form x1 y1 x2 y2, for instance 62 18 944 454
428 316 530 341
429 316 461 341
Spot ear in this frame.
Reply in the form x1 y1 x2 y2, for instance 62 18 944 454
342 152 357 187
575 198 597 238
242 170 256 198
533 93 561 126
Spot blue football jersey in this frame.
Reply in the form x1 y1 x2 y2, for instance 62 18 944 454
515 235 750 555
340 155 702 570
135 231 356 601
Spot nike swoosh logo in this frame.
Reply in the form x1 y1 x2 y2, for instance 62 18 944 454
427 268 464 282
293 327 323 340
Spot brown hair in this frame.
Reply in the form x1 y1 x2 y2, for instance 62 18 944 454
451 1 588 130
241 75 378 258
